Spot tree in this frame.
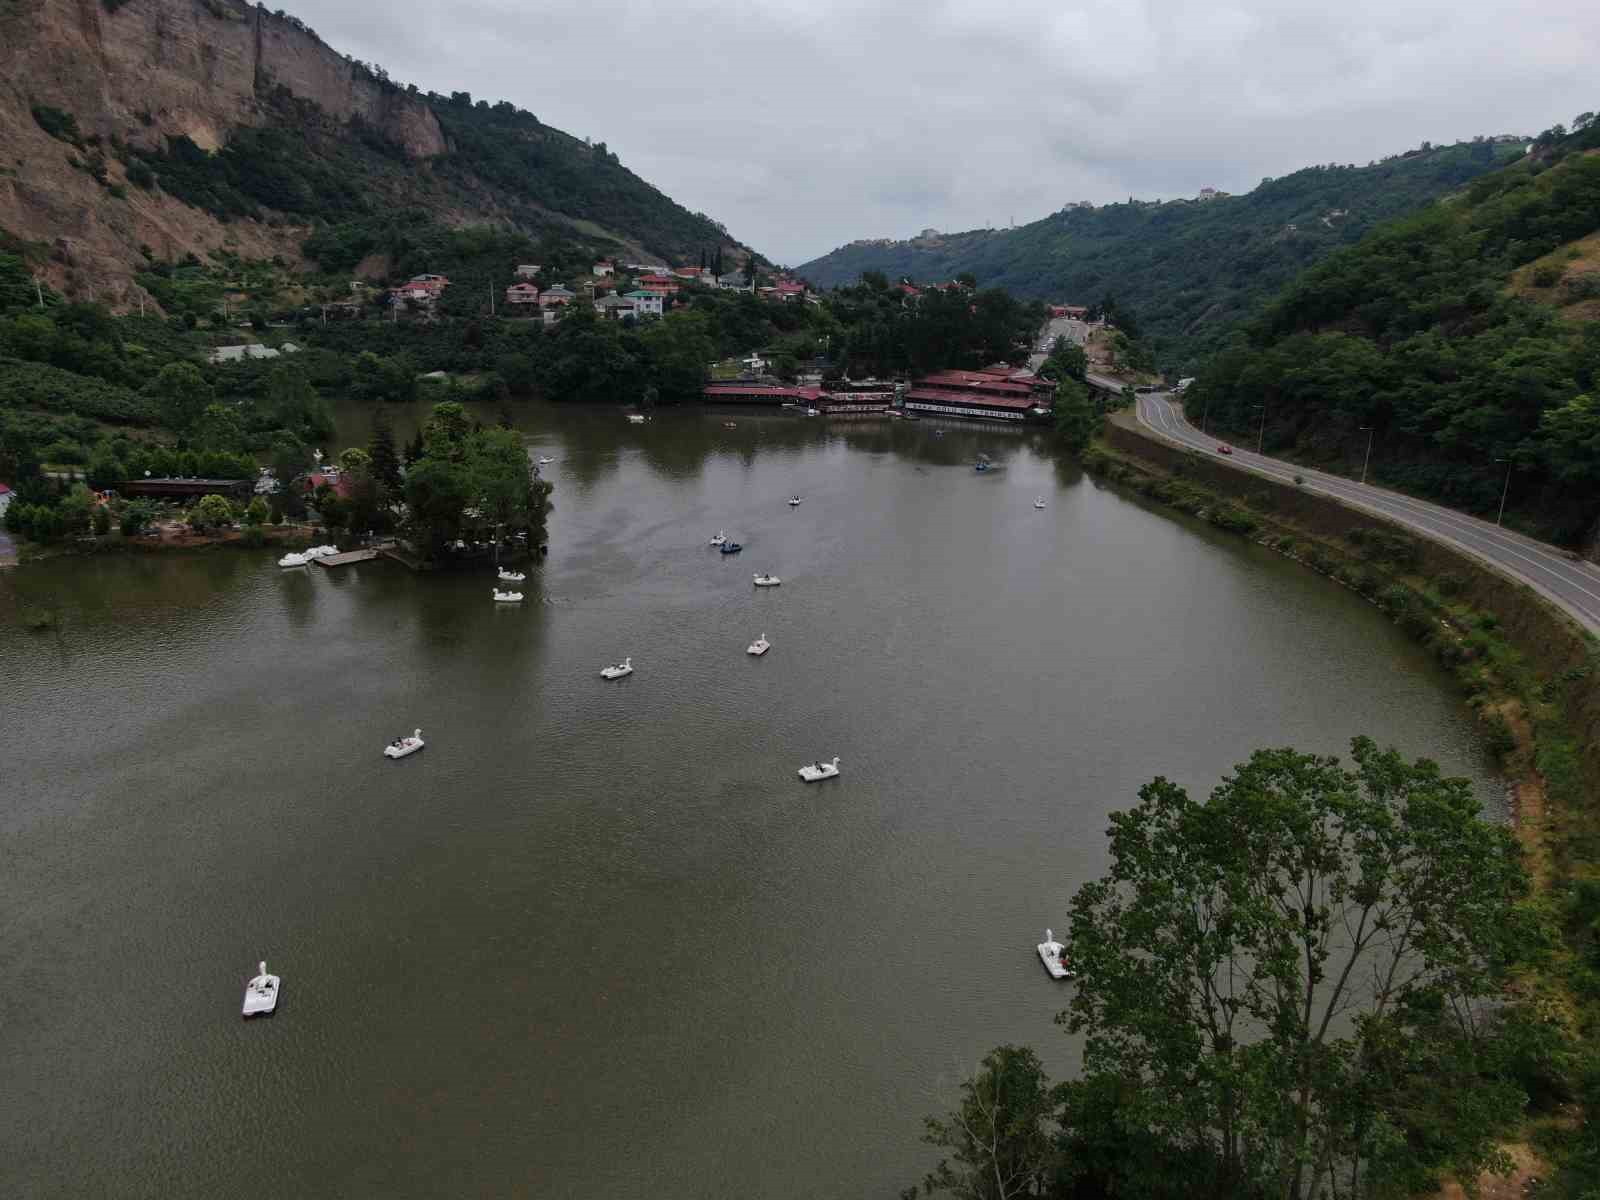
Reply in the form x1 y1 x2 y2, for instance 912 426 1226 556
368 403 404 494
192 402 245 453
244 496 270 526
403 456 472 554
187 493 236 532
1063 738 1531 1200
1053 378 1097 452
421 400 472 461
912 1045 1059 1200
145 362 213 436
337 447 372 475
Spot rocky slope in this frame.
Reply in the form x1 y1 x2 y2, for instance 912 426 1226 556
0 0 736 307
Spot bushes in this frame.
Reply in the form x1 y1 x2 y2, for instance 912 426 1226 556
30 105 83 147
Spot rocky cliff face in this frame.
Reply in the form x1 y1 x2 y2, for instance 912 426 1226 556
0 0 445 305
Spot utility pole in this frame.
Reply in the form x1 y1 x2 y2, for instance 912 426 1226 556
1254 404 1267 454
1359 426 1374 484
1495 458 1514 527
489 279 496 317
34 274 45 308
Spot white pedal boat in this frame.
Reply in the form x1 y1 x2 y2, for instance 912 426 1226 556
753 573 781 587
242 961 280 1017
537 456 555 465
384 728 424 759
277 552 308 568
797 756 840 782
747 634 770 656
1033 497 1047 509
600 657 633 680
787 496 803 507
497 568 526 583
709 531 727 547
492 588 524 602
1037 929 1074 979
304 545 339 559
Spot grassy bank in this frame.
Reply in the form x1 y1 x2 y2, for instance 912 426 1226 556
1089 418 1600 1195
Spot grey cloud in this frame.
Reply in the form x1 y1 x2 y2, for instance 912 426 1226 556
284 0 1600 264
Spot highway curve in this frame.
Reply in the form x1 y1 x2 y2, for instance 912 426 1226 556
1133 392 1600 635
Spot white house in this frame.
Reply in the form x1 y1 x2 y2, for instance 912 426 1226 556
505 283 542 306
515 264 541 279
593 260 615 277
623 290 663 317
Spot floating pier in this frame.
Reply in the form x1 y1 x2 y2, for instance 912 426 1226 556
315 549 380 567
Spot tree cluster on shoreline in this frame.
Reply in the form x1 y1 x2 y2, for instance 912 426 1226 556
905 738 1574 1200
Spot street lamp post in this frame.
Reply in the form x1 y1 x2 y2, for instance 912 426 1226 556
1253 405 1266 454
1200 394 1210 436
1359 426 1374 485
1495 458 1514 527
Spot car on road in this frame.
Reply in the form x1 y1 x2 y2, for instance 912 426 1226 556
1217 444 1233 456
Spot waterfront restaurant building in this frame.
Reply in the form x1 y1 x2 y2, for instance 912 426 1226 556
904 369 1053 422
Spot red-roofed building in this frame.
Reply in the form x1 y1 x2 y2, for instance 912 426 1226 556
0 482 13 519
905 369 1053 422
305 471 354 499
636 274 681 296
504 282 541 307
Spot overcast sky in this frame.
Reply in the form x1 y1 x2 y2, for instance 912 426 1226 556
285 0 1598 265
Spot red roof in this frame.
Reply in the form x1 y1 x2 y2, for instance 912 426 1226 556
305 472 354 499
917 371 1034 395
0 483 11 495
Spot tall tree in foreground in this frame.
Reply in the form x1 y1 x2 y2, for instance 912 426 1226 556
908 1045 1058 1200
1062 738 1532 1200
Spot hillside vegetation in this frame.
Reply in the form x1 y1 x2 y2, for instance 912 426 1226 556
1190 116 1600 543
798 141 1523 371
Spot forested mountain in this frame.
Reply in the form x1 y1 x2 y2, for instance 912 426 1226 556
1189 116 1600 544
797 141 1524 371
0 0 746 307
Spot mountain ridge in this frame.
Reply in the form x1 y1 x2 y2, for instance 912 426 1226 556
0 0 745 307
795 141 1526 371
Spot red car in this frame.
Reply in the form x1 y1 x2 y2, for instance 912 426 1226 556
1217 444 1233 456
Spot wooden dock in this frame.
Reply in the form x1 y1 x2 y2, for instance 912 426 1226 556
316 549 380 568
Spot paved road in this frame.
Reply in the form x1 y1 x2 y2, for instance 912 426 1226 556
1134 392 1600 635
1028 317 1090 371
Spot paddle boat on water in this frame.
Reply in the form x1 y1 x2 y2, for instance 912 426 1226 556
304 545 339 559
242 961 280 1017
709 531 728 547
278 551 309 568
1033 497 1047 509
600 657 634 680
492 587 524 603
497 568 526 583
797 756 840 782
787 495 803 507
720 541 743 555
1037 929 1074 979
747 633 771 656
384 729 425 759
723 422 738 429
627 413 647 424
975 455 992 473
753 573 781 587
537 456 555 466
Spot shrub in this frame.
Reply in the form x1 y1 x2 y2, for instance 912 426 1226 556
1479 710 1517 760
31 105 82 146
126 160 155 189
1532 264 1564 288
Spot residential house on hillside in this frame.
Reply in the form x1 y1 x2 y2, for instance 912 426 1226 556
593 260 615 277
408 274 449 293
594 294 637 321
624 290 664 317
765 280 806 302
505 282 541 307
208 342 300 363
515 264 541 279
717 270 752 292
539 285 576 309
672 266 713 285
636 273 681 296
0 482 12 519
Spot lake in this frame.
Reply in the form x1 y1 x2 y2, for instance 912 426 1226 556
0 402 1500 1198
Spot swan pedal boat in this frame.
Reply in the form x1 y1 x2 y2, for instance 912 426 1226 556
1037 930 1074 979
537 456 555 465
493 588 524 602
797 756 840 782
753 573 781 587
1033 498 1047 509
747 634 770 656
787 496 803 506
600 657 633 680
384 729 425 759
709 531 727 547
719 542 743 554
497 568 526 582
278 552 309 568
242 961 280 1017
